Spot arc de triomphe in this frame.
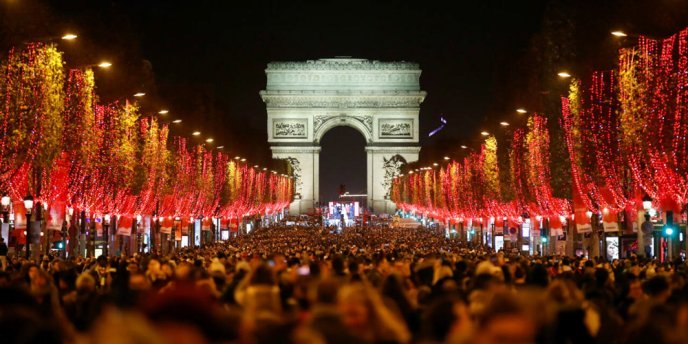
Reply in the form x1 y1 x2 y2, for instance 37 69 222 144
260 58 425 214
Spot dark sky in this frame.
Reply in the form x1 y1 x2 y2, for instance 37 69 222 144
2 0 687 200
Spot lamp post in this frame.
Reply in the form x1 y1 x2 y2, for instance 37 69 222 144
80 209 87 257
24 195 34 260
1 193 9 241
586 210 597 258
152 202 159 254
66 206 74 258
190 216 196 248
173 216 180 253
103 214 110 257
135 214 142 254
152 215 158 255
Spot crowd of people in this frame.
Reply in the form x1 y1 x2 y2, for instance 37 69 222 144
1 222 688 344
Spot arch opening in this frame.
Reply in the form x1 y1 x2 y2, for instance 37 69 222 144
315 116 372 144
319 126 367 205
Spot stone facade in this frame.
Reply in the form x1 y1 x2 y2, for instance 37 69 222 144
261 58 424 214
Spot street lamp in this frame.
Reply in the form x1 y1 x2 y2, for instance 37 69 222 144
558 71 572 78
97 61 112 69
61 33 78 40
481 131 489 136
172 119 182 124
500 122 509 127
1 193 9 224
516 108 527 114
611 31 628 37
24 194 34 259
172 216 181 253
642 194 653 211
103 213 110 257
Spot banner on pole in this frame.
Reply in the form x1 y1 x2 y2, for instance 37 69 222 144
47 202 65 231
142 216 151 234
603 211 619 232
549 216 564 236
160 217 173 234
117 216 133 236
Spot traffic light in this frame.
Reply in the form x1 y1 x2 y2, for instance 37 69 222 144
541 237 548 243
665 210 675 236
664 226 674 236
52 241 65 250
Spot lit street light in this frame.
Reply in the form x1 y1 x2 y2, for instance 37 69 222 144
206 138 214 143
642 194 653 211
500 122 509 127
461 145 468 149
443 156 450 160
133 92 146 97
23 194 34 259
558 71 572 78
97 61 112 69
61 33 78 40
481 131 489 136
516 108 527 114
192 131 201 136
158 109 169 115
172 119 182 124
1 193 9 232
611 31 628 37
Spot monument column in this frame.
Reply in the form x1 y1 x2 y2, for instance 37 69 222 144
271 146 321 214
366 149 374 210
366 146 421 214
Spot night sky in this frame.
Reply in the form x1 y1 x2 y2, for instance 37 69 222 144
2 0 687 202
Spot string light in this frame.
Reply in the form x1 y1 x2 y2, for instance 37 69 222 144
0 44 293 220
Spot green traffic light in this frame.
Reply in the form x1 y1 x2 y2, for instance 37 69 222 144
665 227 674 236
542 237 548 243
